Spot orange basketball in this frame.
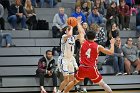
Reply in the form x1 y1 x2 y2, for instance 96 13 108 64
67 17 78 27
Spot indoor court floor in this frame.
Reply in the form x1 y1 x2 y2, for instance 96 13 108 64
72 90 140 93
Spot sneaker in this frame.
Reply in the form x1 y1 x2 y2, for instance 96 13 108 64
82 87 87 93
126 28 130 30
132 71 139 75
12 28 15 31
75 85 81 92
116 72 122 76
123 28 126 30
122 73 128 75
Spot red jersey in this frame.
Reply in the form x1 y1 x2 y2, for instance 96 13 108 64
80 40 99 67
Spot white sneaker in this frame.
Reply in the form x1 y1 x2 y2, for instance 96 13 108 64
116 72 122 76
12 28 15 31
123 28 126 30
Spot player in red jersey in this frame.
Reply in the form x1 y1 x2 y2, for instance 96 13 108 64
63 18 115 93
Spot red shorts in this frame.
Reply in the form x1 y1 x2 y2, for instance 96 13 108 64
75 65 102 83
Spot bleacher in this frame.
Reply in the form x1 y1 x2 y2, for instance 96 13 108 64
0 0 140 92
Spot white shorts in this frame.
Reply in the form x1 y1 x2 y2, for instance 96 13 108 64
57 56 77 76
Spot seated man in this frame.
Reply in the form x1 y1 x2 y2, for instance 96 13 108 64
106 37 124 75
52 7 68 38
36 50 57 93
88 6 105 27
122 38 140 75
0 32 14 47
7 0 28 30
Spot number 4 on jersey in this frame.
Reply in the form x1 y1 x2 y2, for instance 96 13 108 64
86 48 91 58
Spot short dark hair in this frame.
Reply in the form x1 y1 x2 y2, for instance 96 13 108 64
85 30 96 40
46 50 52 54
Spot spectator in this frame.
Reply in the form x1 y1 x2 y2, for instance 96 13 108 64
106 36 125 75
36 50 57 93
118 0 130 30
82 22 89 32
88 6 105 27
52 7 68 38
90 23 106 46
106 1 119 31
106 23 119 47
136 5 140 35
71 6 86 23
24 0 37 30
81 1 90 18
0 31 14 47
94 0 105 16
7 0 28 30
122 38 140 75
0 3 5 30
0 0 10 11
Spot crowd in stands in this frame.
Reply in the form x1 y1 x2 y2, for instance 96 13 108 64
0 0 140 93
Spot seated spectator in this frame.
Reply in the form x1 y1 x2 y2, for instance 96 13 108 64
118 0 130 30
94 0 106 16
7 0 28 30
82 22 89 32
122 38 140 75
106 36 125 75
52 7 68 38
71 6 86 23
36 50 57 93
90 23 106 46
0 3 5 30
81 1 91 18
88 6 105 27
136 4 140 35
106 1 119 31
106 23 119 47
0 31 14 47
24 0 37 30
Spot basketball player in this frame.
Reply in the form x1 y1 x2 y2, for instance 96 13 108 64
63 18 115 93
57 26 79 93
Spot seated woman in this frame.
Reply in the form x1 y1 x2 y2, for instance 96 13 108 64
24 0 37 30
122 38 140 75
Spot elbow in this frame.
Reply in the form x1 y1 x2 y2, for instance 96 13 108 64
108 51 114 55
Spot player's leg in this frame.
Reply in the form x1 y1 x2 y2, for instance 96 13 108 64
57 58 70 92
98 80 112 93
63 78 80 93
90 67 112 93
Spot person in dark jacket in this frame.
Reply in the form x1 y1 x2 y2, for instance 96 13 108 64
7 0 28 30
36 50 57 93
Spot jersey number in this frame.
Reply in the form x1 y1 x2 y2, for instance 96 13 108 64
86 48 91 58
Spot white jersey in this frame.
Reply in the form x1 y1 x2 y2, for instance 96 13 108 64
60 34 76 58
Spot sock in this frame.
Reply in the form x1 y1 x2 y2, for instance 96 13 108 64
53 87 57 92
98 80 112 93
83 87 87 91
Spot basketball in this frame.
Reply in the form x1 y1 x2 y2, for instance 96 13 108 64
67 17 78 27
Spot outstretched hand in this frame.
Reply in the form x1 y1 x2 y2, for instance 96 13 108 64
110 38 115 45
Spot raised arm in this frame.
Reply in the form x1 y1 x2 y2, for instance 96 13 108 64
77 17 85 45
98 38 115 55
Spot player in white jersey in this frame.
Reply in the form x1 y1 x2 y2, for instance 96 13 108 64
57 26 78 93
